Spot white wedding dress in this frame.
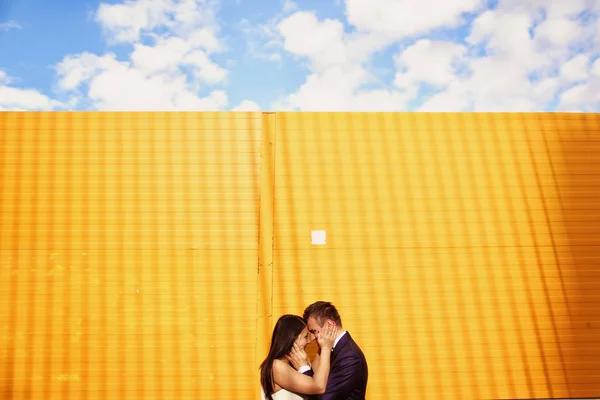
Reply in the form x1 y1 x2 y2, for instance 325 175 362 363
260 388 307 400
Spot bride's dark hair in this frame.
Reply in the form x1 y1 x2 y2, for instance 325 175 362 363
259 314 306 400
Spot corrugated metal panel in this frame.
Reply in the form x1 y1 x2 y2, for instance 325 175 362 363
0 112 262 399
2 111 600 399
272 112 600 399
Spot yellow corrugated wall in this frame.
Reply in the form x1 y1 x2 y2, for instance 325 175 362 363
1 111 599 399
0 112 262 399
271 112 600 399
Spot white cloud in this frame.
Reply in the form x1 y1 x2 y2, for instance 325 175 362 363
231 99 261 111
240 0 318 64
418 81 470 112
0 20 21 31
130 38 190 73
469 1 600 109
277 11 400 70
187 27 222 54
0 69 10 84
0 69 64 111
532 77 561 101
55 52 228 110
467 58 534 104
271 0 600 111
53 0 230 110
546 0 591 18
96 0 220 45
244 4 389 66
183 50 228 84
130 37 227 84
0 86 60 110
274 65 408 111
96 0 172 43
468 10 548 70
55 52 121 91
558 83 591 110
272 0 600 111
278 12 347 69
560 54 590 83
413 0 600 111
556 75 600 111
534 18 584 49
592 58 600 76
6 0 599 112
345 0 484 39
394 39 467 90
273 9 410 111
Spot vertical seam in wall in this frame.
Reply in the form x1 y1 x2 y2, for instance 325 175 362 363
271 113 277 319
255 112 276 397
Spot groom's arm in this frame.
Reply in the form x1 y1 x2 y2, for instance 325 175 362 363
301 368 320 400
298 361 312 374
321 353 362 400
300 349 321 375
286 344 313 374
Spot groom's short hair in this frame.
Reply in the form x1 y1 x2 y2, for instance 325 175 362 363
303 301 343 328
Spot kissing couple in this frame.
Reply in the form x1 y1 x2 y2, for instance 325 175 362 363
260 301 368 400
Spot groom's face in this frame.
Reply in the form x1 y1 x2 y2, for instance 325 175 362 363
306 316 323 344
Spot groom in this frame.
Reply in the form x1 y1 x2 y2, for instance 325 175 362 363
288 301 368 400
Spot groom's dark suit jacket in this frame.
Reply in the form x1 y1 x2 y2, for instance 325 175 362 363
303 332 368 400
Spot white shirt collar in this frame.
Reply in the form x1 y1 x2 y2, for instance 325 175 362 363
332 330 347 351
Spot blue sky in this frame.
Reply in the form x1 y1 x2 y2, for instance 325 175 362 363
1 0 599 111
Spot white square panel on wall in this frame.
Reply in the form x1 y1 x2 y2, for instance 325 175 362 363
311 230 326 245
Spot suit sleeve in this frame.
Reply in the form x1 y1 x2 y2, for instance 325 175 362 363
301 369 321 400
321 353 362 400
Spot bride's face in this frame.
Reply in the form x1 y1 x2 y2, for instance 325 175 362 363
295 327 310 349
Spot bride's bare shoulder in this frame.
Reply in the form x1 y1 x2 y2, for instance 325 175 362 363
271 359 293 391
273 359 290 368
272 359 294 375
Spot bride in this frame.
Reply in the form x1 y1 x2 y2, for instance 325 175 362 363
259 314 338 400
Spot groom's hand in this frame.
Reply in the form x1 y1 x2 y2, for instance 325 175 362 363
285 342 310 371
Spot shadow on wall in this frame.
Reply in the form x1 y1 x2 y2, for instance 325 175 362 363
557 115 600 398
